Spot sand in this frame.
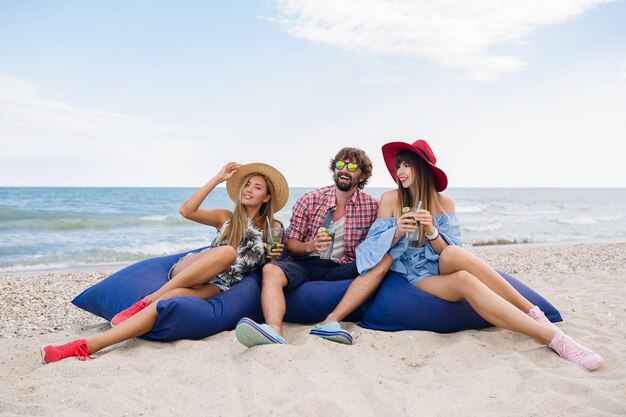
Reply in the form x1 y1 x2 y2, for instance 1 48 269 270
1 242 625 417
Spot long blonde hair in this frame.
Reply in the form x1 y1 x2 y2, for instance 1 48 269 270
394 150 443 246
217 173 278 247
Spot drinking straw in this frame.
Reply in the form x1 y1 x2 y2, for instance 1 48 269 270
266 217 273 242
417 200 422 210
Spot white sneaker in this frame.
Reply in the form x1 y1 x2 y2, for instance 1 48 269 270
549 331 604 371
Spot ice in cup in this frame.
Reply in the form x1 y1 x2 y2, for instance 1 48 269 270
318 226 335 259
403 201 422 247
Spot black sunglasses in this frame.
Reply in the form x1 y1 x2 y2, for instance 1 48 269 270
334 160 359 172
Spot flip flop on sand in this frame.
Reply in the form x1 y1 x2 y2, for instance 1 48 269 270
309 321 353 345
235 317 287 347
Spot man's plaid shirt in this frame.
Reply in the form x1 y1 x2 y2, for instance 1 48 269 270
286 185 378 265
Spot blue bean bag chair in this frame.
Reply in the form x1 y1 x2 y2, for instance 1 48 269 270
72 248 368 341
284 279 371 324
359 270 562 333
71 249 264 341
72 248 562 341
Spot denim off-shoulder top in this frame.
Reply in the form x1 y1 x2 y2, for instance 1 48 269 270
356 213 462 286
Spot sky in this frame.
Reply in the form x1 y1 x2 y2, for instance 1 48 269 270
1 0 625 188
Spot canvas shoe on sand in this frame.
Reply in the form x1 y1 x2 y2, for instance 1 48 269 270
549 331 603 371
111 299 149 326
41 339 92 364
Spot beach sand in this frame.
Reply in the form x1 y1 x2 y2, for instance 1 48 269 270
1 243 624 416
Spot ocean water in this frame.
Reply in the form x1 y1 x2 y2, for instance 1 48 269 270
1 187 625 273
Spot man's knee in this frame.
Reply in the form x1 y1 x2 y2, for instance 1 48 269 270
262 263 288 288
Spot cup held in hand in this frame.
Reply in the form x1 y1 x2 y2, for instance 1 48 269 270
267 225 284 256
318 226 335 259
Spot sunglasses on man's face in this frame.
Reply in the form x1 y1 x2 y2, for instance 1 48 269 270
334 160 359 172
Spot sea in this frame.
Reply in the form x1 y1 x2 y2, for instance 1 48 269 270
1 187 625 274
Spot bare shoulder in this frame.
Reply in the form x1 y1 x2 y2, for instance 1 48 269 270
377 189 398 217
380 189 398 206
437 193 456 214
214 208 234 228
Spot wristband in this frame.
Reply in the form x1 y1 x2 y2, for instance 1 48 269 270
425 228 439 241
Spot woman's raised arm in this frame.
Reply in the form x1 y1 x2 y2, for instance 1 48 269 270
179 162 242 228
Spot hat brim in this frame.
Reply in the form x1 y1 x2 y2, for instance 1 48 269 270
226 163 289 212
381 142 448 192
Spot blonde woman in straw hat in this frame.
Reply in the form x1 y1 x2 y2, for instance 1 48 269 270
42 161 289 363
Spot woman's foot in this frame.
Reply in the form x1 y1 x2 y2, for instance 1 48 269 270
528 306 560 332
548 331 604 371
111 299 149 326
41 339 92 364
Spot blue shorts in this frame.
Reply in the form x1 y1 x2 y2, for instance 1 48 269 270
168 247 227 292
273 256 359 290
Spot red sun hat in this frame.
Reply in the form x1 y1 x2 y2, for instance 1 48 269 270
381 139 448 192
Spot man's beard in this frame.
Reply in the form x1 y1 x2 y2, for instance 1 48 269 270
334 173 358 192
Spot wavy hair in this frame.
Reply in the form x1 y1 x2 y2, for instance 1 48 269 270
216 173 279 247
328 147 373 190
394 150 443 246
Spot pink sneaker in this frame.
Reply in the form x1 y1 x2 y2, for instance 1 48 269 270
549 331 604 371
111 299 149 326
528 306 560 332
41 339 92 364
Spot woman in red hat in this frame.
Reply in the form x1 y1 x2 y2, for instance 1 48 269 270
356 139 603 371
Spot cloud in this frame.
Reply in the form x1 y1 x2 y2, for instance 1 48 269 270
0 73 188 186
269 0 613 80
0 73 168 147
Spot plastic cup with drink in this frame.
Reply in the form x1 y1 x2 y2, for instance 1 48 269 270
267 225 284 258
317 225 335 259
403 200 422 247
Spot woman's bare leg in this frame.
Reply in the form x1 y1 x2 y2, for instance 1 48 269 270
170 251 205 278
144 246 236 303
415 271 556 344
87 284 221 354
438 246 534 313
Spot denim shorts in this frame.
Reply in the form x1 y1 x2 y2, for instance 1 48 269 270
168 247 227 292
273 256 359 290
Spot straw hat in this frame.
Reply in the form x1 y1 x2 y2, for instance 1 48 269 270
226 163 289 211
381 139 448 192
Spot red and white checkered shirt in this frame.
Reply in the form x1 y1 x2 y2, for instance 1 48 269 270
286 185 378 264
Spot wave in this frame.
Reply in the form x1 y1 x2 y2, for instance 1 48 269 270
596 215 623 222
140 215 169 222
0 214 191 231
0 208 62 221
109 242 210 257
139 215 188 225
0 242 212 273
557 216 597 226
464 222 503 232
468 231 594 247
555 214 624 226
456 204 487 213
0 261 72 273
469 237 532 246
